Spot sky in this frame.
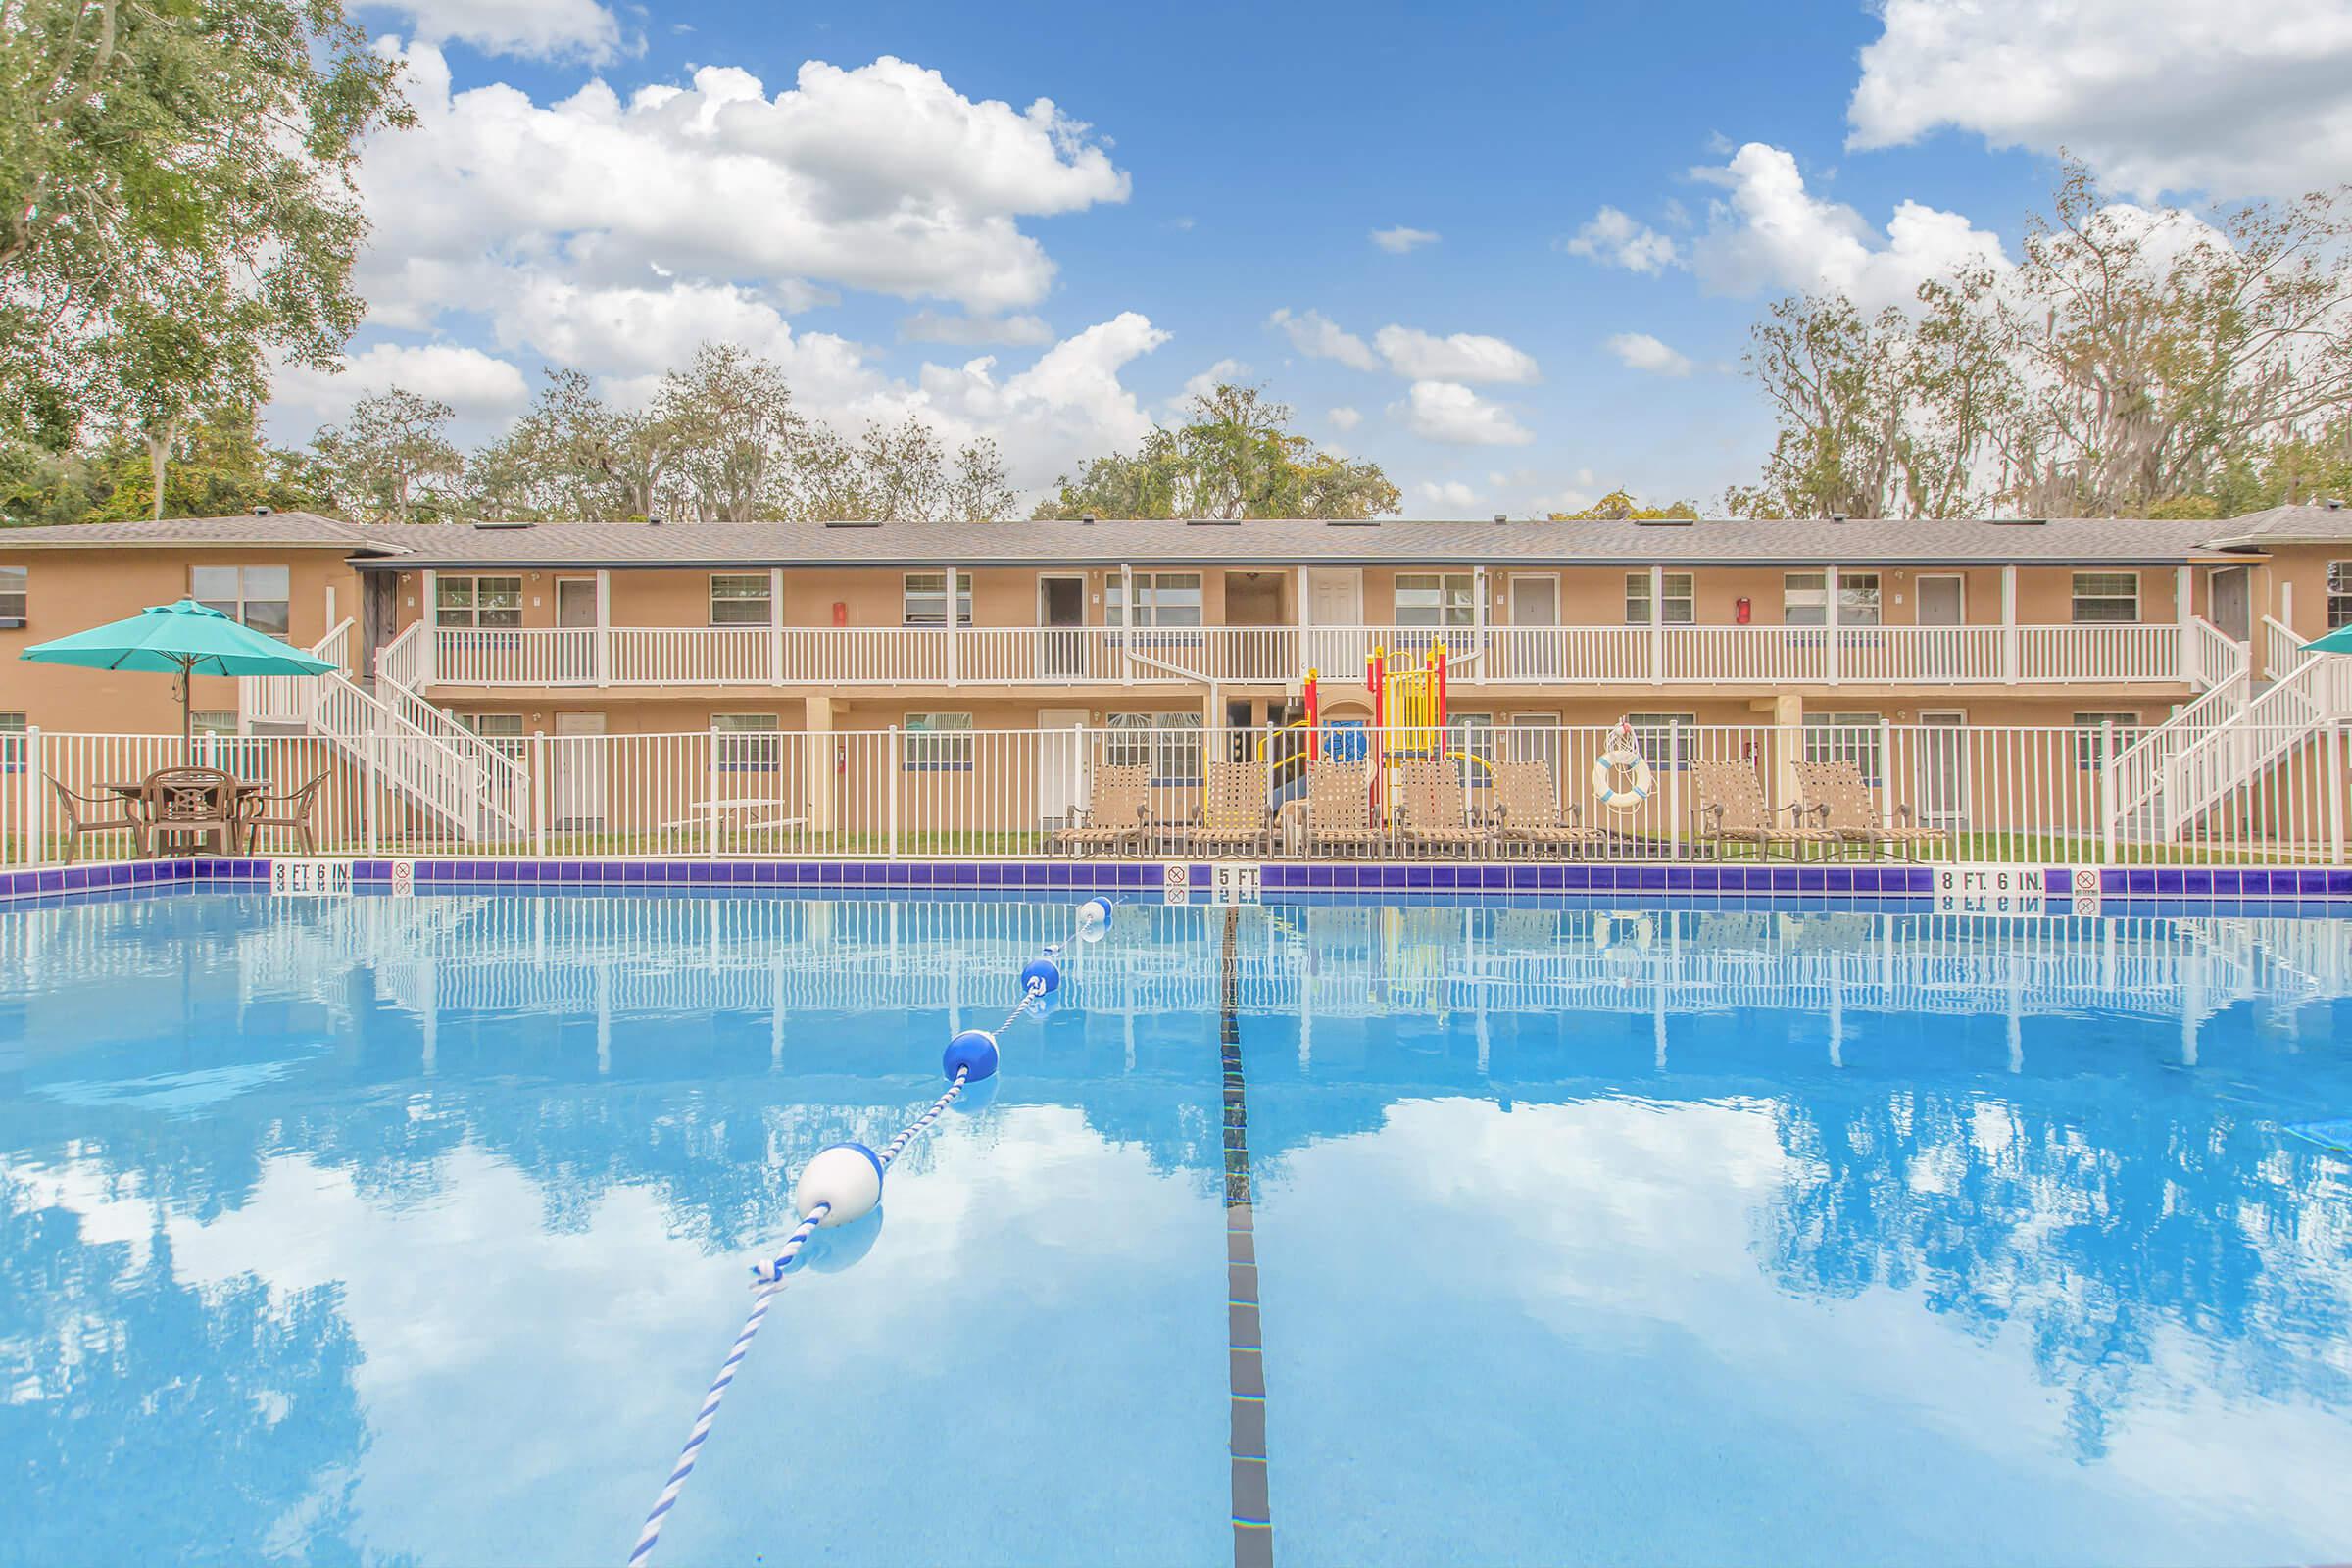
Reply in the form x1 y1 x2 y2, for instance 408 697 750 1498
276 0 2352 516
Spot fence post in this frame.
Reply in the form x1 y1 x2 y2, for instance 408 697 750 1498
888 725 901 859
706 731 719 858
2099 719 2118 866
24 726 41 867
363 726 380 856
1666 721 1681 860
2328 719 2345 867
532 733 548 858
1877 717 1894 833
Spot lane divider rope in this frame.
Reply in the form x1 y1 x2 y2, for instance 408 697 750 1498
626 896 1116 1566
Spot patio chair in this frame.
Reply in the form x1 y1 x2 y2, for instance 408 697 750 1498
1050 764 1153 858
239 772 328 855
1489 759 1603 858
1303 760 1385 858
1395 760 1489 858
1186 760 1271 858
47 776 147 863
1690 760 1835 861
1791 760 1948 859
141 765 242 857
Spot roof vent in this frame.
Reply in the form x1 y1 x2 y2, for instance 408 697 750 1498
647 514 662 527
1493 514 1508 524
1325 518 1380 527
253 504 273 517
2325 497 2345 511
1990 516 2048 526
1081 512 1098 523
823 518 882 529
1635 516 1693 527
1829 512 1848 523
471 517 532 530
1185 517 1240 526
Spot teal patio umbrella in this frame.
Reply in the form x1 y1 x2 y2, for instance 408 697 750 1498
20 599 336 759
2303 625 2352 656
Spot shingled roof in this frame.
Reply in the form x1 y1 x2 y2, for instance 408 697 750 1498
0 511 2269 566
2201 501 2352 548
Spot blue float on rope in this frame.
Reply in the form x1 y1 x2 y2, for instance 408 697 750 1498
944 1028 1002 1083
1021 956 1062 996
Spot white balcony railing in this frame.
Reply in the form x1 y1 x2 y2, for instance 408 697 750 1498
414 620 2201 691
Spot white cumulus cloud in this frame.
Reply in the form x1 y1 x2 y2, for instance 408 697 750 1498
1605 332 1693 376
1563 206 1681 273
1374 325 1540 385
361 0 626 63
1394 381 1534 447
1689 142 2009 311
1847 0 2352 199
274 342 532 427
897 310 1057 347
1415 479 1481 511
1371 225 1441 254
358 44 1131 321
1267 307 1379 372
1327 406 1362 432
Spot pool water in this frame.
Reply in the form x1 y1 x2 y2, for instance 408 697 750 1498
2 892 2348 1567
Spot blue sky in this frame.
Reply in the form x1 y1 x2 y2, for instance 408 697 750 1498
289 0 2346 514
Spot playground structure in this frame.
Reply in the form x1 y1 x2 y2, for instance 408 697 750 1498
1257 643 1492 822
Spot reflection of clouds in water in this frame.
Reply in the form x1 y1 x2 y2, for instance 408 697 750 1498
1266 1096 2352 1559
70 1104 1212 1564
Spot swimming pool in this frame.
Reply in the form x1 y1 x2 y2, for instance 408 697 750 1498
4 889 2349 1566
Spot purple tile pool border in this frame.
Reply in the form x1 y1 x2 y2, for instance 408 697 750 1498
3 858 2349 913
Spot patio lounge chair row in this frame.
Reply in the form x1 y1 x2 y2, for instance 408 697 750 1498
1049 758 1947 860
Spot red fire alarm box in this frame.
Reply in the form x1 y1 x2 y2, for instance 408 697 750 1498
832 601 847 627
1735 596 1751 625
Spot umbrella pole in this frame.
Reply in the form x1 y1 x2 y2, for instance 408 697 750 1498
180 656 193 763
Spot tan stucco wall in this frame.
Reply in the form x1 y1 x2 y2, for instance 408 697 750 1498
0 547 364 731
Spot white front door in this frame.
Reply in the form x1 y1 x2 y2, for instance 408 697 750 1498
1305 569 1363 676
554 711 606 827
1509 575 1560 678
1916 574 1964 625
1038 707 1090 825
555 578 599 682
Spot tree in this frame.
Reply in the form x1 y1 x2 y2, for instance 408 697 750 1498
1721 293 1924 519
656 344 805 524
0 0 412 429
1549 488 1701 521
311 388 462 523
944 438 1018 524
1034 383 1399 519
94 277 270 519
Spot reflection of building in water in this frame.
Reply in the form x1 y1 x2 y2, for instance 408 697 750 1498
6 896 2349 1061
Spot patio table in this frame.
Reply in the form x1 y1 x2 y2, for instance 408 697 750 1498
102 778 268 857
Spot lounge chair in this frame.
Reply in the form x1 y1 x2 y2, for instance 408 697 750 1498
1186 760 1271 858
1792 759 1948 859
1395 760 1488 857
1051 764 1152 857
1303 760 1385 858
142 766 242 857
1489 759 1603 858
1689 760 1836 860
240 772 328 854
48 777 146 863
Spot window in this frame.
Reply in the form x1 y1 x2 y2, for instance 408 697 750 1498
905 711 974 770
710 574 772 626
2073 711 2142 770
459 711 526 760
1621 711 1696 769
1394 573 1475 629
1783 572 1881 627
1624 572 1693 625
1838 572 1882 626
903 572 973 628
0 711 23 774
1106 572 1203 628
2329 562 2352 629
436 575 523 629
192 564 290 636
713 712 781 771
0 566 24 626
1107 710 1203 784
2072 572 2139 623
1803 712 1882 784
190 710 239 737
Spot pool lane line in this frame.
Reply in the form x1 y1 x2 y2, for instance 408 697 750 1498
1220 905 1275 1568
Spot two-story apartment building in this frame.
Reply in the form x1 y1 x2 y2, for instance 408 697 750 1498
2 504 2344 742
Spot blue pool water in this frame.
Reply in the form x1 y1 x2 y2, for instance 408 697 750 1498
3 891 2349 1567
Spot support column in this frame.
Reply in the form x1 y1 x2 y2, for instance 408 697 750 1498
2000 565 2019 685
1825 564 1841 685
1771 692 1804 810
945 565 959 687
1647 564 1665 682
419 569 438 685
2176 564 2193 682
805 694 835 835
594 567 612 687
769 565 785 685
1120 563 1135 685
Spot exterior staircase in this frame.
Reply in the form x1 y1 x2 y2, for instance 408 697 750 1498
244 619 529 843
2109 615 2343 841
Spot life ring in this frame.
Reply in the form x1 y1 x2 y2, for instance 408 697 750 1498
1591 747 1654 810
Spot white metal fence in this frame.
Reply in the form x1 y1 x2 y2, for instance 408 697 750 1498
2 719 2344 868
